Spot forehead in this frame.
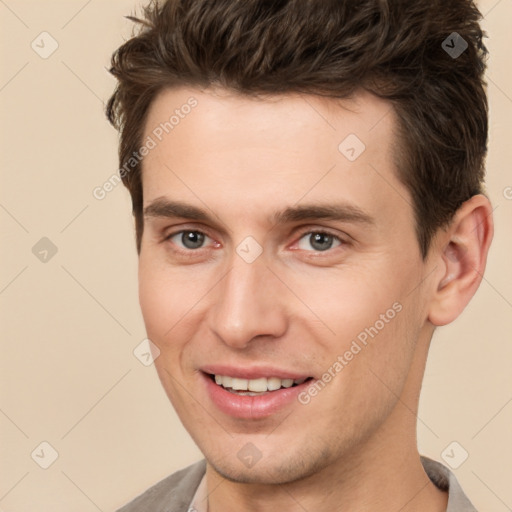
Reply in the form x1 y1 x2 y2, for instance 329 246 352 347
140 86 410 228
143 86 395 157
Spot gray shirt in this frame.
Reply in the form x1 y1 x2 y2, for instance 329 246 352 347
117 456 478 512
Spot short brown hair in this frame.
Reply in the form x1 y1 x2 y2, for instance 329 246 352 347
106 0 488 257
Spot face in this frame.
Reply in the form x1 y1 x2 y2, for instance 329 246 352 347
138 86 434 484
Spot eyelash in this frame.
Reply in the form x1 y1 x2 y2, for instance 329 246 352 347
163 229 218 257
162 227 346 256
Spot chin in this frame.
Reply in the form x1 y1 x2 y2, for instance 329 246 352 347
206 445 333 485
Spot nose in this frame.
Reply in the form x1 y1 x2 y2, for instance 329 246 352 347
208 255 288 349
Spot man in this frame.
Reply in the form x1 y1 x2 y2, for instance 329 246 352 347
106 0 493 510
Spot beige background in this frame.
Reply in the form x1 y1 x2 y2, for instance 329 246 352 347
0 1 511 510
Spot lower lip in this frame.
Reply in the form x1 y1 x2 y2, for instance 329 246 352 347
202 373 313 419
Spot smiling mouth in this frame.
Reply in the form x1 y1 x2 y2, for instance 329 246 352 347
207 373 314 396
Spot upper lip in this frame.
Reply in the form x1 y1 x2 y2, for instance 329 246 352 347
201 365 312 380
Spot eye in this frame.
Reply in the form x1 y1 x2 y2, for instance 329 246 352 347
297 232 342 252
168 230 212 250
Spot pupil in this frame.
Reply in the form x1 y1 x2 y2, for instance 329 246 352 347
182 231 205 249
310 233 332 251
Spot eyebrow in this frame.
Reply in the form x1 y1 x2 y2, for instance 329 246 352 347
272 204 374 226
143 198 374 226
144 198 211 222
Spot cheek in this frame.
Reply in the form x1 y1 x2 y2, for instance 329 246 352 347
138 260 195 402
340 295 421 402
316 305 419 442
287 265 404 344
138 267 168 336
290 262 420 397
138 254 214 364
138 256 187 342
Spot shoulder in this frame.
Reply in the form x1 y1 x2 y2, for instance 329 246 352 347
420 455 478 512
116 459 206 512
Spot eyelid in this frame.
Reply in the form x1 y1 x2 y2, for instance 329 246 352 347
287 227 348 255
168 230 211 244
162 223 215 241
292 226 346 242
161 224 349 256
163 226 220 253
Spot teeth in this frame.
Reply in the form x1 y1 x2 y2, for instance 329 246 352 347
267 377 282 391
213 375 308 392
281 379 294 388
248 378 267 392
231 378 248 391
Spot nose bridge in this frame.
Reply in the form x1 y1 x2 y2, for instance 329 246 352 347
209 253 286 348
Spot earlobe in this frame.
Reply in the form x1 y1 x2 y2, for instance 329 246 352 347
428 194 494 326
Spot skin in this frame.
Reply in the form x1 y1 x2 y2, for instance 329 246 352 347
137 86 493 512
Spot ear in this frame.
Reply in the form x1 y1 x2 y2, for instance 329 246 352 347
427 194 494 326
